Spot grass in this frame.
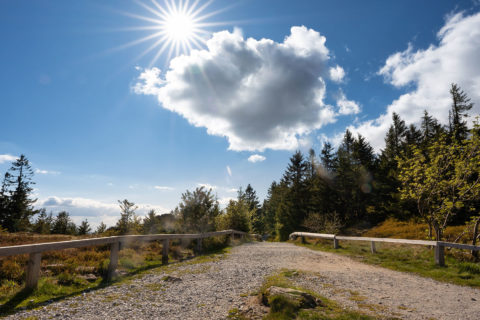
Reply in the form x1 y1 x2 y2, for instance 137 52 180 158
0 234 234 316
295 238 480 288
229 270 376 320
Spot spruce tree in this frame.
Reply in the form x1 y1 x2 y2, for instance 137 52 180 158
449 83 473 142
0 155 37 232
78 219 91 235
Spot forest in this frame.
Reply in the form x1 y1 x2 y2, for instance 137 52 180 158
1 84 479 248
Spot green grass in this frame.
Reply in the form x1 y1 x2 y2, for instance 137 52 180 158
0 245 231 316
295 239 480 288
250 270 376 320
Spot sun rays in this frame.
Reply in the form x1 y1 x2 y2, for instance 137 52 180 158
115 0 233 67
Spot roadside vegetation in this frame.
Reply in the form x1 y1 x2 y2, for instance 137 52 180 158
294 221 480 288
0 236 232 315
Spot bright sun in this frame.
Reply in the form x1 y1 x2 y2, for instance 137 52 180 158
119 0 229 66
164 12 195 41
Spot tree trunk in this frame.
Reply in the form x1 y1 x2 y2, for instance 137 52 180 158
472 217 480 260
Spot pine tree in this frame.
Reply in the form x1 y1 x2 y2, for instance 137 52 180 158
51 211 77 235
77 219 91 235
175 187 220 233
96 221 107 234
32 209 53 234
0 155 38 232
449 83 473 142
320 142 336 171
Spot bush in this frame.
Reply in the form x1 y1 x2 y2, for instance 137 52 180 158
0 260 24 283
96 259 110 278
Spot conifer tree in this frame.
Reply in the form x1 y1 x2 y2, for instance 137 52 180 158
78 219 91 235
449 83 473 142
0 155 37 232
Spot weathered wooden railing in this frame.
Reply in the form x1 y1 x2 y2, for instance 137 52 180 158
0 229 249 290
289 231 480 267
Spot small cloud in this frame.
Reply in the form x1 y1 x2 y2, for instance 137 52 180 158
154 185 174 191
336 90 360 115
107 182 114 186
198 183 217 190
226 165 232 177
345 45 351 53
35 169 61 175
329 65 345 83
0 154 17 164
248 154 266 163
226 188 238 193
218 197 235 206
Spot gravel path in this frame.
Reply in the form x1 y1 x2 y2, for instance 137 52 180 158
7 242 480 319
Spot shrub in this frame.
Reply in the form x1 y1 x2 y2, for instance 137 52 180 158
0 260 24 283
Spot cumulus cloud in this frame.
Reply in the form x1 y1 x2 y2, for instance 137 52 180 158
329 65 345 83
248 154 266 163
349 12 480 151
38 196 169 227
135 26 355 151
154 185 174 191
0 154 17 164
336 90 360 115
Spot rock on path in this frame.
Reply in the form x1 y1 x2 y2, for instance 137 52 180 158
8 242 480 319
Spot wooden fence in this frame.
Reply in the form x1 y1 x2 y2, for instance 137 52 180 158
289 231 480 267
0 229 249 290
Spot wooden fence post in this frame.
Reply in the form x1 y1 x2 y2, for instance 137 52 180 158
196 238 202 254
107 242 119 281
162 239 169 265
370 241 376 254
301 236 306 244
435 242 445 266
333 235 339 249
230 231 235 243
26 252 42 290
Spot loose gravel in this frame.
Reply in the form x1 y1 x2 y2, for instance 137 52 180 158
7 242 480 319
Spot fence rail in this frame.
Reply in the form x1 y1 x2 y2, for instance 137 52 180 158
289 231 480 267
0 229 249 290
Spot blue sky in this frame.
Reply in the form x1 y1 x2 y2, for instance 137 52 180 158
1 0 480 227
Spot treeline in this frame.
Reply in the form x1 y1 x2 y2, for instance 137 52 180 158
258 84 480 243
1 84 479 245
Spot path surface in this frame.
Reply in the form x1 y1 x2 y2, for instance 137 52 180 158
8 242 480 319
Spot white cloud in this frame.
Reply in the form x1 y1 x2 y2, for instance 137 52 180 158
197 183 217 190
226 188 238 193
135 26 356 151
336 90 360 115
38 196 169 228
0 154 17 164
329 65 345 83
349 12 480 151
35 169 61 175
154 185 174 191
226 165 232 177
248 154 266 163
218 196 235 207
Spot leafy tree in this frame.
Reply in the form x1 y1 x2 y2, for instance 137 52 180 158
77 219 91 235
174 187 220 233
398 129 480 240
0 155 38 232
116 199 141 235
51 211 77 235
216 199 251 232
